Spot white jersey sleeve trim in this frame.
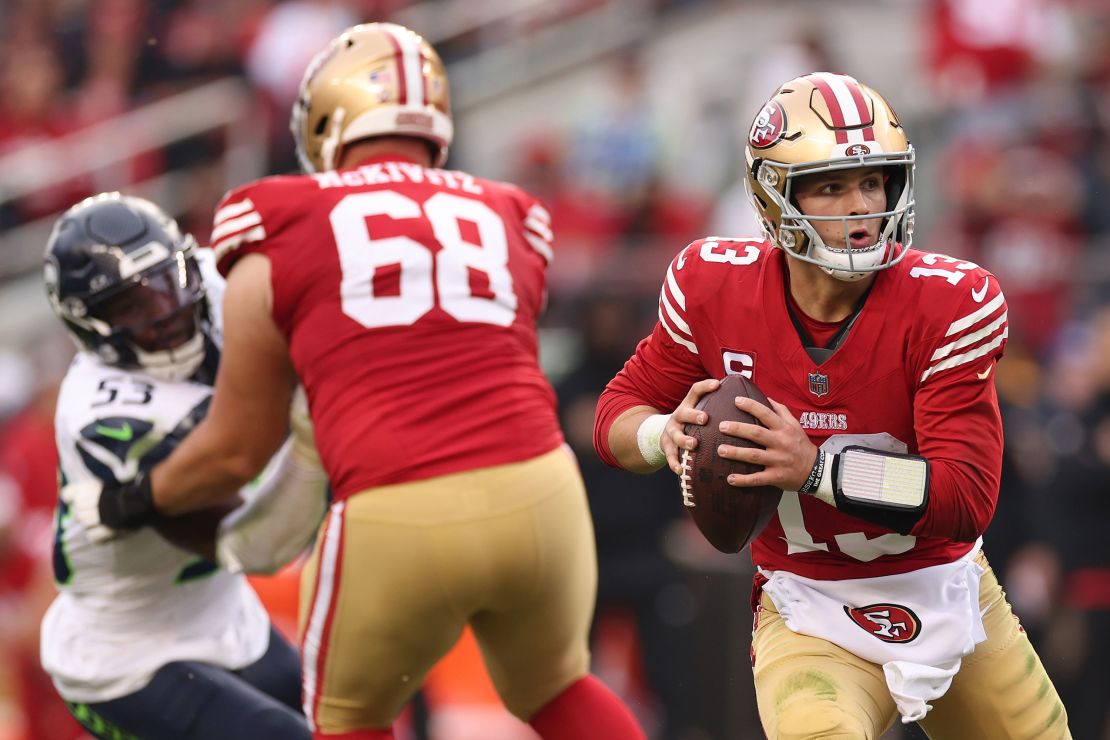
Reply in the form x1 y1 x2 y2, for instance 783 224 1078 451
214 198 256 224
944 292 1005 336
930 312 1007 363
658 302 698 354
211 211 263 243
920 328 1008 383
920 286 1008 383
527 202 550 225
523 204 553 263
665 265 687 310
213 226 266 262
524 212 553 242
660 287 692 336
657 258 697 354
523 232 553 264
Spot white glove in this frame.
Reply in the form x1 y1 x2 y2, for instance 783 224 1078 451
60 479 120 544
216 445 327 574
215 386 328 574
289 385 319 467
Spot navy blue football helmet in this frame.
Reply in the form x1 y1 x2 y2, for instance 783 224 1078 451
44 193 209 380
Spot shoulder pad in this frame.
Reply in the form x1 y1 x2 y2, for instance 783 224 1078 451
211 176 308 276
900 252 1008 384
658 237 769 355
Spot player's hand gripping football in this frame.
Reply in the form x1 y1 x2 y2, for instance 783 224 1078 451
61 474 157 544
716 396 820 492
661 378 721 474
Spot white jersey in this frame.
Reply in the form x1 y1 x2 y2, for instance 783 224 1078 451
40 251 272 703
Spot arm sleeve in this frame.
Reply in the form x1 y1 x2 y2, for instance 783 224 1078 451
910 372 1003 541
517 191 554 266
908 271 1008 542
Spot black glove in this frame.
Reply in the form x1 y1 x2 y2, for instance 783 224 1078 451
99 472 158 530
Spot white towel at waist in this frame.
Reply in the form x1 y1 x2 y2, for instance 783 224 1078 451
759 542 987 723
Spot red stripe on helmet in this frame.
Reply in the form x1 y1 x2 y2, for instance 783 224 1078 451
419 47 429 106
845 79 875 141
808 75 849 144
384 29 408 105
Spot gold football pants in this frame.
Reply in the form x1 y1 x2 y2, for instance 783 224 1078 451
299 447 596 734
752 552 1071 739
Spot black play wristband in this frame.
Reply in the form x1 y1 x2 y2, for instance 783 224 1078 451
99 472 158 529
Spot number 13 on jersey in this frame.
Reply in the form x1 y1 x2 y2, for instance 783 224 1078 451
330 191 519 329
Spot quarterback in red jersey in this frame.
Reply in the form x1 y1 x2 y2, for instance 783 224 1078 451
596 73 1070 738
68 22 643 740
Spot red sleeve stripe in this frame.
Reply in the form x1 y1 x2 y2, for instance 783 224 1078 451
210 211 263 243
382 24 425 107
523 232 553 264
920 327 1007 383
930 311 1007 363
213 198 256 225
213 226 266 262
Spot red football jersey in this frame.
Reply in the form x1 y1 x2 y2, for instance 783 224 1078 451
212 156 564 499
597 238 1008 579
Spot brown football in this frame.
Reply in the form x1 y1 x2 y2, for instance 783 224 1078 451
150 495 243 562
680 375 782 553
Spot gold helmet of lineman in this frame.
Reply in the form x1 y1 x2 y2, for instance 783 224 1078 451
291 23 453 173
744 73 915 281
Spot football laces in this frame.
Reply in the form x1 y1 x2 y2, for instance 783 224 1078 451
680 448 695 508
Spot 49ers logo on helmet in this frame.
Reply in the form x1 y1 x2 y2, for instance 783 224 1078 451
750 101 787 149
844 603 921 643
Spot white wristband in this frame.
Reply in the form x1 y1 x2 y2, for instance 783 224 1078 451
814 452 837 507
636 413 671 470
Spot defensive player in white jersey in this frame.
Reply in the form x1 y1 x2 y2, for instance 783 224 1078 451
41 193 326 739
595 74 1071 738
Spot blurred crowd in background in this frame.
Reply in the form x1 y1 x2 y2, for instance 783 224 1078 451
1 0 1109 739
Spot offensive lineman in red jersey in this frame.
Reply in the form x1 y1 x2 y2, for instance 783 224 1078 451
595 73 1071 739
63 23 644 740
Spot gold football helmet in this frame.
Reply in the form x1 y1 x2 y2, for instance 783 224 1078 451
744 73 915 281
291 23 453 172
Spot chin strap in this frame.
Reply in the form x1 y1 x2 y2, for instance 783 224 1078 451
135 333 206 381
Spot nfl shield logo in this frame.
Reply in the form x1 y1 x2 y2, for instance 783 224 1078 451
808 372 829 397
